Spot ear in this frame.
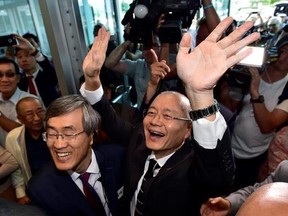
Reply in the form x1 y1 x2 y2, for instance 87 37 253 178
184 123 192 140
17 115 25 124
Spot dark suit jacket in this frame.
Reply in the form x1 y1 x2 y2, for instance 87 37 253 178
18 55 60 107
27 145 125 216
94 96 235 216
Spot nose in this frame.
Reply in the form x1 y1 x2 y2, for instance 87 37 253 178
150 114 162 126
53 135 67 148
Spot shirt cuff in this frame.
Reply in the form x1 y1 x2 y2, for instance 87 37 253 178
35 52 45 62
16 185 26 199
193 112 227 149
79 83 104 105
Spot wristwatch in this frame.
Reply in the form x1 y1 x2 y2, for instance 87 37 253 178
250 95 264 103
189 100 220 121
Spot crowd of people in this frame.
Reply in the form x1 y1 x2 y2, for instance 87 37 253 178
0 0 288 215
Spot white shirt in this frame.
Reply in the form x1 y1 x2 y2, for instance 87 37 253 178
69 149 111 216
0 88 35 146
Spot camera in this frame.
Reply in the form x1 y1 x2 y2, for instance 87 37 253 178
122 0 201 47
0 35 17 47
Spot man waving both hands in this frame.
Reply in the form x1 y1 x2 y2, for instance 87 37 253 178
80 17 260 216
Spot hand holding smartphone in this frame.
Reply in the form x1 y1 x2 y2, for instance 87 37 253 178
0 34 17 47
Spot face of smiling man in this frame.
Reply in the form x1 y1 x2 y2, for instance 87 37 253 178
45 108 94 173
143 92 192 159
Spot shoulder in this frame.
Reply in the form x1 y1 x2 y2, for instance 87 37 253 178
5 126 24 146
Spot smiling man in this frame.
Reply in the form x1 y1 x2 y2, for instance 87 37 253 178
0 57 34 146
27 95 125 216
80 17 260 216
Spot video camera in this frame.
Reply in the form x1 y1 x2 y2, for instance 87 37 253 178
122 0 201 47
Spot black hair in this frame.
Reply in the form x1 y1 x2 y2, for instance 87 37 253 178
0 57 20 74
22 32 39 44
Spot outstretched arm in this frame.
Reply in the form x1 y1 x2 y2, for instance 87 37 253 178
177 17 260 121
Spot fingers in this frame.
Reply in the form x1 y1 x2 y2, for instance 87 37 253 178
217 19 255 49
150 49 159 63
178 32 192 55
205 17 234 43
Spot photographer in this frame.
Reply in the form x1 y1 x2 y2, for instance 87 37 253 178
231 36 288 190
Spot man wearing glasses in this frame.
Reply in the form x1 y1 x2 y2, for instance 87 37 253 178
0 57 35 147
27 95 125 216
5 96 51 205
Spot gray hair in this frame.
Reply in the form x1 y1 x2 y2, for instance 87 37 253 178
44 95 101 135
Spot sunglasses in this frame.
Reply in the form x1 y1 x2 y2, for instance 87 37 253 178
0 72 17 78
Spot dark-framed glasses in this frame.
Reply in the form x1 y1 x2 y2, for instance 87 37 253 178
0 72 17 78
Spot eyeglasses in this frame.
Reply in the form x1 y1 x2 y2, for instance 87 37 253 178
144 110 191 122
0 72 17 78
42 131 85 142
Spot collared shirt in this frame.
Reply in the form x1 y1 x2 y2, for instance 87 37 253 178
69 149 111 216
0 88 34 146
130 152 173 215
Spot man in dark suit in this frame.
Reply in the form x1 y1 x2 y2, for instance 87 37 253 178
27 95 125 216
80 17 260 215
14 35 60 108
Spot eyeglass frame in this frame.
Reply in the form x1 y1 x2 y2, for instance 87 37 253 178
42 130 85 142
143 109 192 122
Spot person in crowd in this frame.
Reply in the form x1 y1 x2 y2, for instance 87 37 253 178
27 95 126 216
236 182 288 216
200 162 288 216
5 97 51 204
230 35 288 189
0 57 35 147
80 17 259 215
104 32 162 108
0 145 19 201
267 16 283 35
22 32 53 62
14 35 60 108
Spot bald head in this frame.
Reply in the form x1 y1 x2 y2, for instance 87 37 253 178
236 182 288 216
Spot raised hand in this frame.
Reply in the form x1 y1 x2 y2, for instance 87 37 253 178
177 17 260 108
149 49 170 86
144 49 170 104
82 26 110 90
200 197 231 216
13 34 35 53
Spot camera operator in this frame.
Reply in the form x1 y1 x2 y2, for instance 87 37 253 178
231 36 288 190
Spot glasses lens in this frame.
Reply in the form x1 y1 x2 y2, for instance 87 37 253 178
0 73 16 78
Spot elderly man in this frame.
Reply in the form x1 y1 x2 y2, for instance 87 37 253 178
80 17 259 216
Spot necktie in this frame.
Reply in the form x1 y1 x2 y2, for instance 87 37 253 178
135 159 159 216
79 172 106 216
27 75 37 95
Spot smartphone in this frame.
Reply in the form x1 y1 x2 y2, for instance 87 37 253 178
0 35 17 47
238 46 265 68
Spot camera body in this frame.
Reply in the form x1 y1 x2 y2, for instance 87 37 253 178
122 0 201 46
